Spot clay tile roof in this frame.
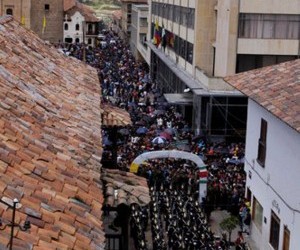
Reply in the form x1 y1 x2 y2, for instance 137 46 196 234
102 169 150 207
0 16 105 249
224 59 300 133
65 1 99 22
101 103 132 127
64 0 76 11
112 10 122 20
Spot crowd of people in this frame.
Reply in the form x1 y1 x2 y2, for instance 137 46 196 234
60 30 249 250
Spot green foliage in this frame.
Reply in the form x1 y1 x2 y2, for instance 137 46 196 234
220 215 239 242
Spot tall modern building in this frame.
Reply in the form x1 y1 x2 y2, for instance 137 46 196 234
0 0 64 43
130 4 149 63
148 0 300 139
120 0 147 41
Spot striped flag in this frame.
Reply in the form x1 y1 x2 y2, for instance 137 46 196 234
198 166 208 183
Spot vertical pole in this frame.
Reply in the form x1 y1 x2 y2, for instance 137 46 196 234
9 200 17 250
82 21 86 62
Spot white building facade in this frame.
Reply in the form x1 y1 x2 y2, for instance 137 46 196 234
64 11 85 44
244 100 300 250
63 2 99 47
225 59 300 250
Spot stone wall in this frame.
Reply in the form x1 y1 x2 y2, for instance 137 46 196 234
31 0 63 43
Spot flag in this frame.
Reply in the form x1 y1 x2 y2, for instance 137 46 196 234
161 25 167 50
153 19 161 47
21 16 25 26
198 166 208 183
168 32 174 48
42 15 46 34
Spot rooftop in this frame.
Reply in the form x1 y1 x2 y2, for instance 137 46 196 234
101 103 132 127
0 16 104 249
225 59 300 133
64 0 99 22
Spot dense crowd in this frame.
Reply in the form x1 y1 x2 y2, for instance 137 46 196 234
60 30 249 250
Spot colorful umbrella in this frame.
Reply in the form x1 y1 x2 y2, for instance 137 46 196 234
152 136 167 144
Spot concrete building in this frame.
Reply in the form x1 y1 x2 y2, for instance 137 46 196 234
63 0 99 47
0 0 64 43
130 4 150 64
148 0 300 139
120 0 147 41
225 59 300 250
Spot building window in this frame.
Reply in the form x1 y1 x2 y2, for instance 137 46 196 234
88 24 93 33
270 211 280 250
75 38 80 43
65 37 73 43
88 38 92 44
252 196 263 231
283 226 290 250
45 4 50 11
236 55 297 73
238 14 300 39
257 119 267 166
6 8 13 15
64 23 68 30
75 24 80 31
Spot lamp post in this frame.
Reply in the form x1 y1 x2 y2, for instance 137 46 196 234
0 198 31 250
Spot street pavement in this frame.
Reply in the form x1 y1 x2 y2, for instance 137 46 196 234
210 209 259 250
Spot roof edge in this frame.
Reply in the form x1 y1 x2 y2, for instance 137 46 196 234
0 15 13 24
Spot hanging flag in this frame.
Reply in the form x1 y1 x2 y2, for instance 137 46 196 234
161 24 167 50
21 16 25 26
198 166 208 183
153 19 161 47
168 32 174 48
42 15 46 34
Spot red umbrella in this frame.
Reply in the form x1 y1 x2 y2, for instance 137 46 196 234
160 132 172 140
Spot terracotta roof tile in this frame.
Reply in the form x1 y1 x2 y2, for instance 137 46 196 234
101 103 132 127
65 1 99 22
102 169 150 207
225 59 300 133
0 17 105 249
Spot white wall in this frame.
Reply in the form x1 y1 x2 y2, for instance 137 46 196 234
245 99 300 250
237 39 300 55
64 12 85 43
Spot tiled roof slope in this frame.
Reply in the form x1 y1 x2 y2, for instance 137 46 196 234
65 1 99 22
101 103 132 127
0 16 105 249
225 59 300 133
102 169 150 207
64 0 76 11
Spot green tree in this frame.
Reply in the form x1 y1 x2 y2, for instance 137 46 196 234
220 215 239 243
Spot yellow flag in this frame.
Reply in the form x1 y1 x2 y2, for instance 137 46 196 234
21 16 25 26
42 15 46 34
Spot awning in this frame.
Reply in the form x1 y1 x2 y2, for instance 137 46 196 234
164 93 193 105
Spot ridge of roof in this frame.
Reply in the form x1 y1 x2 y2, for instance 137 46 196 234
0 18 105 249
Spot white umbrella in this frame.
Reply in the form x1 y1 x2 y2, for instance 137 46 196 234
152 136 166 144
